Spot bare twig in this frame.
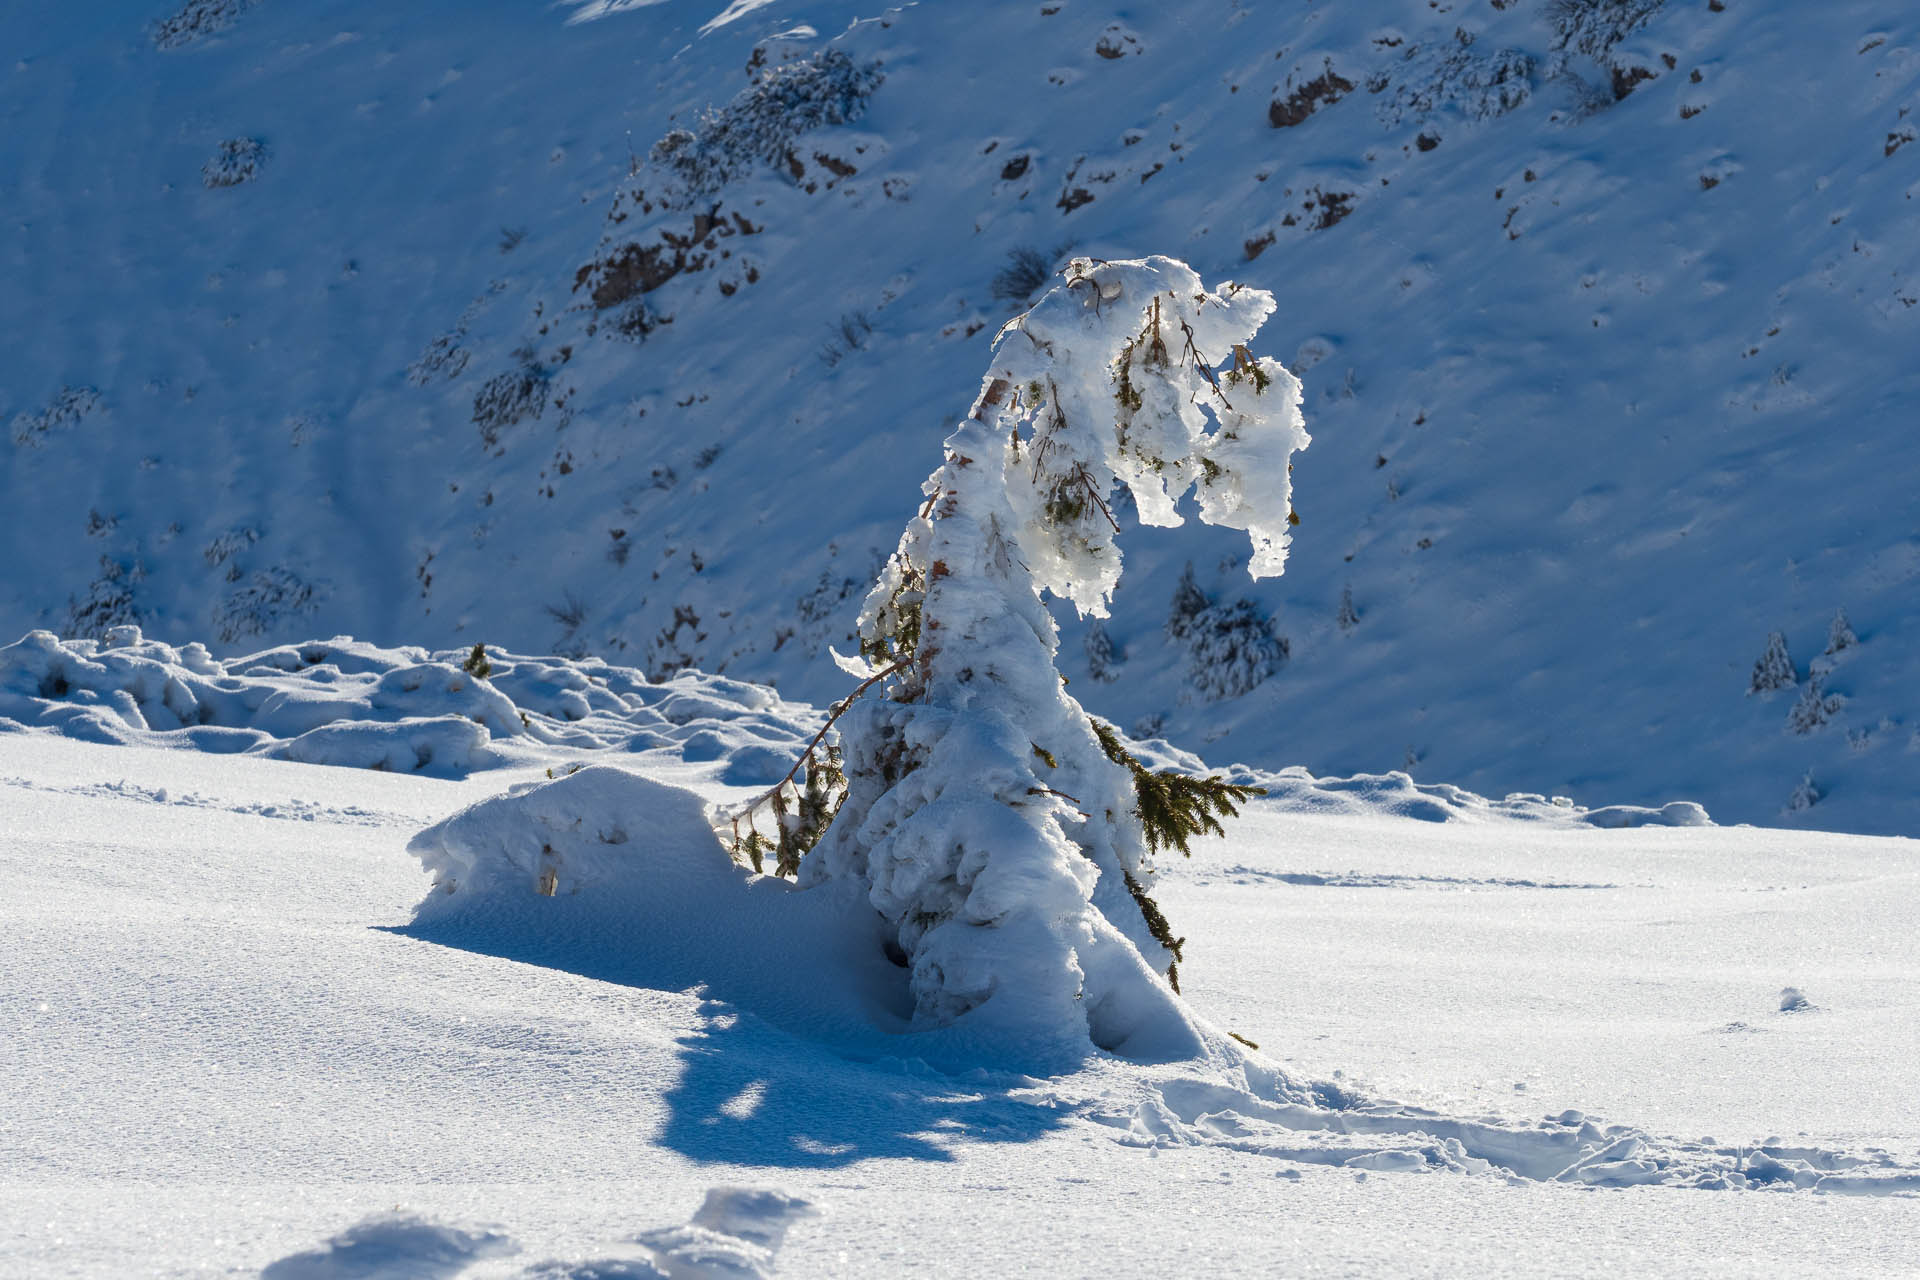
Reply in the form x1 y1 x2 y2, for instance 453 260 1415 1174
724 659 907 826
1026 785 1090 819
1180 319 1231 410
1147 296 1170 364
1080 472 1120 531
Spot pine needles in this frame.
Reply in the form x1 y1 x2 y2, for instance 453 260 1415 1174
1094 718 1266 994
729 743 847 876
1090 718 1267 857
1123 868 1185 992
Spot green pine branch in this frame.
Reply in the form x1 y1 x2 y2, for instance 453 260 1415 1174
1090 718 1267 858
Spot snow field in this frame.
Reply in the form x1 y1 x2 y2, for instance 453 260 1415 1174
6 719 1920 1275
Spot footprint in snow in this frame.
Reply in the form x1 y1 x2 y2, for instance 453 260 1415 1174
259 1187 816 1280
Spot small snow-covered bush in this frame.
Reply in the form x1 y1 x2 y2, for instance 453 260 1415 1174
1785 770 1821 814
1084 618 1120 682
65 557 144 640
1380 38 1534 127
151 0 258 50
408 329 470 385
1824 608 1857 656
1337 583 1359 631
216 566 318 643
817 310 874 367
1748 630 1795 694
1271 61 1355 129
1183 598 1288 703
1166 564 1287 701
1545 0 1669 102
1786 674 1843 735
991 247 1055 303
649 50 884 206
471 365 548 448
568 46 875 324
202 138 268 189
1166 562 1210 642
1546 0 1667 63
11 386 100 448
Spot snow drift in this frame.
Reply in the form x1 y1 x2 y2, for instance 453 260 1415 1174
0 627 814 776
404 763 1209 1070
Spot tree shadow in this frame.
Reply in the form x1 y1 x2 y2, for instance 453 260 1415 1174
386 909 1077 1169
652 998 1075 1168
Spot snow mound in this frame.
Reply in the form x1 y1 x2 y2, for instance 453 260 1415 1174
260 1214 514 1279
625 1187 817 1279
0 629 815 777
409 766 738 905
0 625 1712 836
403 766 910 1051
1099 1069 1920 1195
1162 754 1712 827
262 1187 815 1280
405 765 1204 1071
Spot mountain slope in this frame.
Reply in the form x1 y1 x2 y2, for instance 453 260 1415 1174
3 0 1918 830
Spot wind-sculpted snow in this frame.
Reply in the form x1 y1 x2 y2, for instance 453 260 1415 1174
1095 1072 1920 1195
1238 768 1714 829
0 628 816 777
1 624 1718 839
260 1215 515 1279
1125 735 1712 827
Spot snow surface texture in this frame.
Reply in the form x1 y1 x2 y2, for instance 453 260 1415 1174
5 0 1919 833
404 763 1917 1194
7 733 1920 1276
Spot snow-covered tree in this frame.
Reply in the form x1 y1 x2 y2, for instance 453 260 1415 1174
794 256 1308 1055
1163 563 1287 702
1824 607 1857 656
1786 673 1843 735
1748 630 1795 695
1083 618 1120 682
1166 563 1210 642
1181 596 1288 704
1785 770 1822 814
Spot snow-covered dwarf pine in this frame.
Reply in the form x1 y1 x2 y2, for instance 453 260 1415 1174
777 256 1310 1051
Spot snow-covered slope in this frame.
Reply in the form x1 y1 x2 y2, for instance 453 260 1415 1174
4 0 1918 831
